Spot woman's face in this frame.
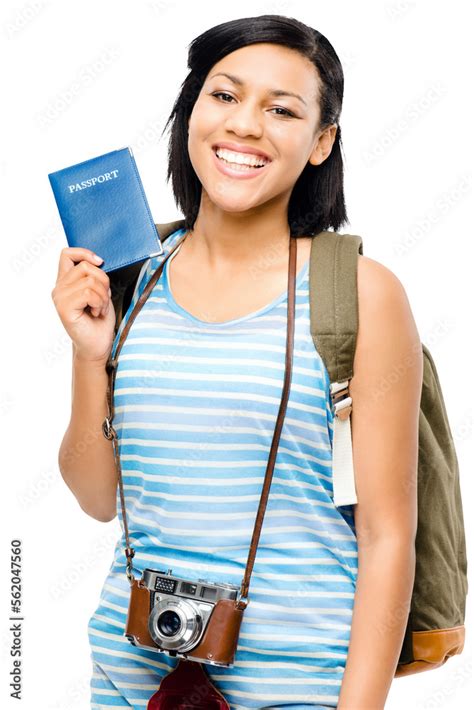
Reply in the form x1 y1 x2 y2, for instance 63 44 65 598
187 42 335 215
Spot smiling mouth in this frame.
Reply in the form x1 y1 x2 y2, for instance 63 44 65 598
212 147 270 171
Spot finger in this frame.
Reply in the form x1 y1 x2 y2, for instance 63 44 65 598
62 280 110 319
59 258 111 291
57 246 104 280
62 274 111 306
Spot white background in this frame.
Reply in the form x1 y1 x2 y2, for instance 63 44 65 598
1 0 472 708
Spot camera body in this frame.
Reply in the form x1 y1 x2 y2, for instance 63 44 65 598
124 568 245 667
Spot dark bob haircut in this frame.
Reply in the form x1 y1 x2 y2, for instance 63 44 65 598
161 14 348 237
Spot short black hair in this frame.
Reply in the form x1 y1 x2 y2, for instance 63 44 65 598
161 14 348 237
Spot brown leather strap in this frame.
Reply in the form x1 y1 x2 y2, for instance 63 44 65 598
102 232 297 609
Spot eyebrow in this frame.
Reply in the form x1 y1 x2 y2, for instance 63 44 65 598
208 71 307 107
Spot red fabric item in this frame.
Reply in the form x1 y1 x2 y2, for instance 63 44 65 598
147 659 230 709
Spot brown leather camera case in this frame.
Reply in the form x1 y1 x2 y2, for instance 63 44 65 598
125 579 244 666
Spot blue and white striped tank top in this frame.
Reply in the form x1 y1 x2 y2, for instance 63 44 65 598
87 227 358 709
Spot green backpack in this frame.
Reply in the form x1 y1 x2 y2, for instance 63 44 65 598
109 220 468 678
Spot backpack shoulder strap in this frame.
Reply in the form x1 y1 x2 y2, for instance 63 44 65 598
309 230 364 508
309 230 363 382
109 219 186 334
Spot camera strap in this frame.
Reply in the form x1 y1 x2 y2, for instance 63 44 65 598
102 232 297 610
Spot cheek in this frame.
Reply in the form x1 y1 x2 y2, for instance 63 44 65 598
279 131 315 172
186 123 211 184
187 110 204 165
187 102 221 165
271 125 304 153
188 99 219 137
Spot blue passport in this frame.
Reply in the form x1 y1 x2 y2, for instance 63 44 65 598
48 146 164 272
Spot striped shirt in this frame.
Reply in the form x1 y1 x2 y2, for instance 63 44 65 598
87 227 358 709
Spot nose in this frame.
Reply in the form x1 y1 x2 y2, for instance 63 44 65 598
223 99 264 138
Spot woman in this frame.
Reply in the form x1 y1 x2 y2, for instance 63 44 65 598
52 14 423 709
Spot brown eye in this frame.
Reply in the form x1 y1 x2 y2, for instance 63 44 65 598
212 91 235 103
272 107 295 117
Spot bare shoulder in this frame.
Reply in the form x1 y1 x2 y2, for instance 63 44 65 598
356 253 408 303
352 254 423 395
354 254 421 349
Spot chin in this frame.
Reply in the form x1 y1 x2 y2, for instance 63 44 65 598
205 192 263 214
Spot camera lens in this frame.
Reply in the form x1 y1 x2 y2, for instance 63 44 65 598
157 609 181 637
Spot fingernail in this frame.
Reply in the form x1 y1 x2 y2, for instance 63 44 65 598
93 254 104 264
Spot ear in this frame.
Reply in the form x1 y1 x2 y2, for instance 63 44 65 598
309 124 338 166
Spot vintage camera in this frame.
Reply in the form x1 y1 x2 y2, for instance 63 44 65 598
124 568 246 667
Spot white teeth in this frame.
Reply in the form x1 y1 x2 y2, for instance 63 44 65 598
215 147 269 168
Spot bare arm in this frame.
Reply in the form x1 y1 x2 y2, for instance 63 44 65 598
337 255 423 709
52 245 118 523
58 346 118 523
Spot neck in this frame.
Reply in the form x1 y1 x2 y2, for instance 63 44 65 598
183 199 292 271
